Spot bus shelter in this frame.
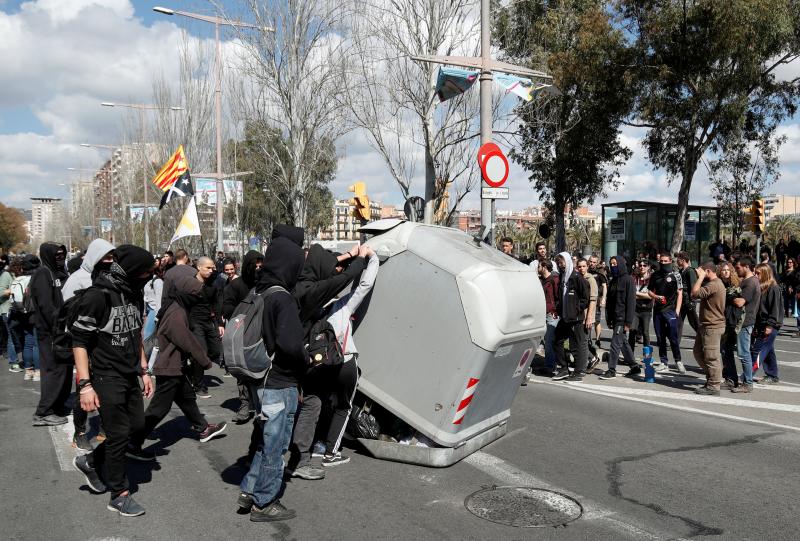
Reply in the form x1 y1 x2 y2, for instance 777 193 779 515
601 201 720 266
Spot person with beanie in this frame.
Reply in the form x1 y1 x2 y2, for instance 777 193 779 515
70 245 155 517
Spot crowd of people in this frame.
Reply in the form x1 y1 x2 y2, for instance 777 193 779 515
0 225 379 522
500 237 788 395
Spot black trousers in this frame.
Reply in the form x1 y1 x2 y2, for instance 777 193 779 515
34 332 72 418
130 375 207 448
608 324 636 371
88 374 144 498
680 302 699 335
190 320 221 391
553 320 588 373
322 360 359 454
629 310 652 352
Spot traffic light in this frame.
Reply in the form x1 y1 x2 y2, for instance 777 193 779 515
348 182 370 222
751 198 765 236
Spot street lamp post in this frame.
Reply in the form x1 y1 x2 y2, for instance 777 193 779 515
154 6 269 254
100 102 182 252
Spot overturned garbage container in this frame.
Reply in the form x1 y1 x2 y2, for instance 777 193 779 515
350 219 545 467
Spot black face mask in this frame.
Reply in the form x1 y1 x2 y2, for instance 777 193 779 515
95 261 113 274
130 275 153 291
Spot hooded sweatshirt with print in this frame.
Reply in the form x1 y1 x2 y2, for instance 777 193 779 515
61 239 115 302
326 253 380 359
70 245 153 377
555 251 589 323
256 236 310 389
606 254 636 327
30 242 68 334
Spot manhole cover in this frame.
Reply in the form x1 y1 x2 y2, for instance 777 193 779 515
464 486 583 528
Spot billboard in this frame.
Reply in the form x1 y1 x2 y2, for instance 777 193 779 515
129 206 160 222
194 178 243 206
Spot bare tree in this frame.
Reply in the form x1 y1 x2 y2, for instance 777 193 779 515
344 0 485 223
223 0 351 230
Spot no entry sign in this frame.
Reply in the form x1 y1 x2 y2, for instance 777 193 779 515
477 142 509 188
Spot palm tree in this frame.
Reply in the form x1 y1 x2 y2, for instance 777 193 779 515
765 215 800 245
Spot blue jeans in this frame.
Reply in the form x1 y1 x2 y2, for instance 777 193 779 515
240 386 298 508
544 314 558 370
9 316 38 370
2 314 18 363
751 328 779 379
143 307 157 340
737 325 754 384
653 310 681 364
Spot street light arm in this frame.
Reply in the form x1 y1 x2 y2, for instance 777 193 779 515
153 6 270 30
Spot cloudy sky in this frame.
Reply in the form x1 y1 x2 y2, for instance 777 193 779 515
1 0 798 214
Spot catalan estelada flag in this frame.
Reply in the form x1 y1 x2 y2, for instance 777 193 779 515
152 145 193 209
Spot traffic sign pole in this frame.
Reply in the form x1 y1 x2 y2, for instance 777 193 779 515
479 0 493 245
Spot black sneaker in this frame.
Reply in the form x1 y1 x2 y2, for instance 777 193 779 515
125 445 156 462
567 372 584 382
250 500 297 522
288 464 326 480
196 388 211 399
237 492 254 510
199 422 227 443
586 356 601 373
551 369 570 381
598 369 617 380
107 494 145 517
321 452 350 467
233 404 252 424
73 454 106 494
73 432 92 451
624 365 642 378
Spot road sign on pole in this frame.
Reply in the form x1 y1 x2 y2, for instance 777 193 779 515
477 142 509 188
481 187 509 199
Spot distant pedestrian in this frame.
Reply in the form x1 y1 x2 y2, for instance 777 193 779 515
731 256 760 394
576 259 600 372
599 255 638 379
551 252 590 382
751 263 782 385
690 262 726 395
0 255 20 371
629 260 653 356
8 256 40 381
676 252 699 335
718 262 743 390
537 260 559 375
588 255 608 352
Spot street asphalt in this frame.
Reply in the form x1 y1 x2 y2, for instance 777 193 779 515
3 317 800 540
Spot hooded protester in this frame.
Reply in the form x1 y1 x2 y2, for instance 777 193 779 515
67 255 83 275
239 233 309 523
599 255 639 379
127 275 226 461
551 251 590 381
60 238 115 449
294 244 366 323
222 249 264 424
31 242 70 427
271 224 305 248
61 239 115 302
285 243 367 480
71 245 155 518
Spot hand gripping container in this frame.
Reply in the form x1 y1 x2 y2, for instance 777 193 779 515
353 219 545 466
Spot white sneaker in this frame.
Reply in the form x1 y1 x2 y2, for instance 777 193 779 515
676 361 686 375
24 369 34 381
654 363 669 373
33 369 41 381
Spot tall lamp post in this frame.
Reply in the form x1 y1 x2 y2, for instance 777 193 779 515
154 6 269 254
100 102 182 251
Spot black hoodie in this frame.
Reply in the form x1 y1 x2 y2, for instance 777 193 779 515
30 242 67 334
256 237 310 389
606 255 636 327
222 250 262 320
271 224 305 248
294 244 366 323
70 245 152 377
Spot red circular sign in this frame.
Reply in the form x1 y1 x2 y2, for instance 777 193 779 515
477 142 509 188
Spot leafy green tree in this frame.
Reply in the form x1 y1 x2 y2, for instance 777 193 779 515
617 0 800 253
0 203 26 252
226 120 336 241
495 0 633 252
709 129 784 245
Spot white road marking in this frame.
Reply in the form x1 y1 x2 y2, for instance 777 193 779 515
49 416 77 471
464 451 665 540
534 380 800 433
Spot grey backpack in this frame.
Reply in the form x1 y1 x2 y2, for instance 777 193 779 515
223 285 288 380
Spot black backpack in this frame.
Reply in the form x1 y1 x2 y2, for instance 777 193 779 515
305 316 345 367
52 287 110 364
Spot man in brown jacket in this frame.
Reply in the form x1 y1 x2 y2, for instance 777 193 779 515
127 274 226 460
691 262 726 396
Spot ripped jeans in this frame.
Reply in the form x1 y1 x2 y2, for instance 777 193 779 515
240 386 298 508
